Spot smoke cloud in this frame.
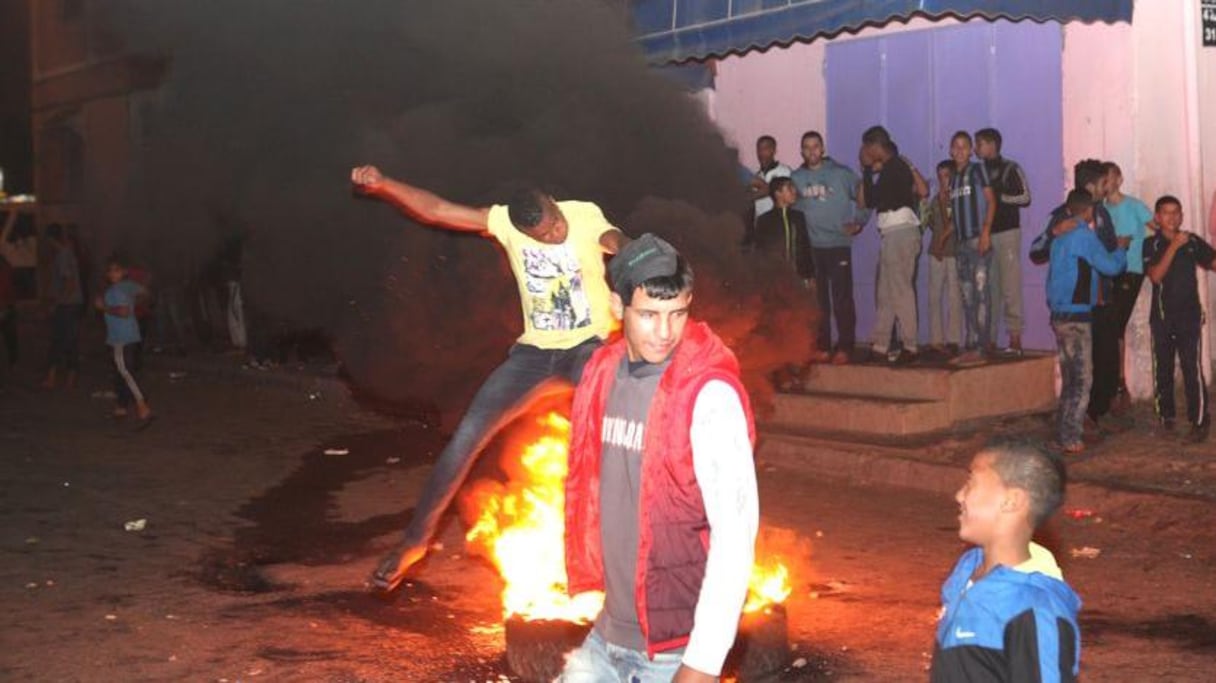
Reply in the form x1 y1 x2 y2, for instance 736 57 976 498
107 0 813 419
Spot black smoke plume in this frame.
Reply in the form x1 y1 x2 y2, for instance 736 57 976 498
107 0 812 420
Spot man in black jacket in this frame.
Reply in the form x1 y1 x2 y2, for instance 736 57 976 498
752 177 815 282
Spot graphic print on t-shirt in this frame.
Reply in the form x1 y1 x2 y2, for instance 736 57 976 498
521 243 592 332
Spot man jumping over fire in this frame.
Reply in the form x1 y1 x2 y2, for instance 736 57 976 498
350 165 630 591
562 234 759 682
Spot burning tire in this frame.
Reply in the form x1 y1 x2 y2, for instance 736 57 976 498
725 604 790 682
504 616 592 683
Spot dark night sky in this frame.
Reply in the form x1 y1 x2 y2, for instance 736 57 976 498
0 0 32 194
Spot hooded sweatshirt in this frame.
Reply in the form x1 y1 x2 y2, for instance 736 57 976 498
931 545 1082 683
791 158 868 249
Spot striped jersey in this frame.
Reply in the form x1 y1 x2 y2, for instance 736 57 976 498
950 161 991 241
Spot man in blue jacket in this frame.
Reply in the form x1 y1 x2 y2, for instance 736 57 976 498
932 438 1081 682
1045 190 1128 453
791 131 867 364
1030 160 1125 433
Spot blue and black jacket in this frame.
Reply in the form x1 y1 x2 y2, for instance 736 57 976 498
1045 220 1127 322
1030 203 1119 302
930 548 1082 683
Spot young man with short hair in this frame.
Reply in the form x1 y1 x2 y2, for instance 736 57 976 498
1045 190 1128 453
753 177 814 281
925 160 962 357
949 131 997 365
791 131 866 364
562 234 758 683
746 135 792 236
350 165 630 590
1030 160 1124 432
931 438 1081 682
975 128 1031 355
858 126 921 364
1143 195 1214 443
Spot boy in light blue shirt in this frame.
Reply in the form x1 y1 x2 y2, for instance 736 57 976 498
95 254 152 423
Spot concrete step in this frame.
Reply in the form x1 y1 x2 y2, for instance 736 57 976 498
767 390 952 437
799 363 952 401
776 354 1058 437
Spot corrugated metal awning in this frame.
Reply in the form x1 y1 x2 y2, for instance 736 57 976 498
631 0 1133 64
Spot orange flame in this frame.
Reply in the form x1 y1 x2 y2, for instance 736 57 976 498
463 412 604 622
463 409 794 622
743 561 792 613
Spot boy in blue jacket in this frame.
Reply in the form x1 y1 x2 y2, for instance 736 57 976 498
931 438 1081 682
1046 190 1128 453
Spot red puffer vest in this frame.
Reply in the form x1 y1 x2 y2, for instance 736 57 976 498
564 321 756 657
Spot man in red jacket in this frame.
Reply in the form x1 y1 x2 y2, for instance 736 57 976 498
561 234 758 682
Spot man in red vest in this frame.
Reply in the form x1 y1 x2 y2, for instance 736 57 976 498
562 234 758 682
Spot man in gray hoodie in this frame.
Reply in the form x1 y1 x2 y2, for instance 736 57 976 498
791 131 867 364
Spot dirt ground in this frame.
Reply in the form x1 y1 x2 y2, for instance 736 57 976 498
2 345 1215 682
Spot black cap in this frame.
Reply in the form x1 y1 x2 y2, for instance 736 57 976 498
608 233 680 299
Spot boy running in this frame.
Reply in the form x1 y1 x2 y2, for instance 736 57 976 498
96 255 153 423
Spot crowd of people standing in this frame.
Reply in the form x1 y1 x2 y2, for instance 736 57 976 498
745 126 1212 448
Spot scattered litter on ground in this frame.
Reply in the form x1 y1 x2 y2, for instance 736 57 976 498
1064 508 1095 520
792 657 808 668
168 372 188 381
24 537 38 544
323 448 349 456
25 582 37 589
124 519 147 532
104 614 117 621
1070 546 1102 559
308 392 322 400
90 390 117 400
385 456 401 464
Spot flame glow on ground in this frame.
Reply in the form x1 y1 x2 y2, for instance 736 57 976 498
461 410 792 623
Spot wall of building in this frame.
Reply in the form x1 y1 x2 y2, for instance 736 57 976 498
709 2 1216 395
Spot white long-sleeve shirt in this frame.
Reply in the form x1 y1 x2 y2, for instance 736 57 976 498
682 380 759 675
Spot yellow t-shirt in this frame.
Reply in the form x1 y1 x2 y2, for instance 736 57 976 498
486 200 616 349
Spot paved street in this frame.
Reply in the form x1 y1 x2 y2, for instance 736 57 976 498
1 328 1214 681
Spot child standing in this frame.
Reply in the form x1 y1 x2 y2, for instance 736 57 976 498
931 439 1081 682
925 160 962 358
96 255 152 423
1143 195 1215 442
1046 190 1127 453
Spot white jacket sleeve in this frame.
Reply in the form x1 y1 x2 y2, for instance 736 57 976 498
681 380 759 676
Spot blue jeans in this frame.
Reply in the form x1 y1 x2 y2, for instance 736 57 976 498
399 337 601 549
1053 320 1092 446
956 239 991 351
559 629 683 682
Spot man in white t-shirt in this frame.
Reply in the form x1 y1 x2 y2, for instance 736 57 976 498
350 165 630 591
744 135 791 244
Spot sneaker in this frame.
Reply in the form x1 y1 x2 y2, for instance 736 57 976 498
830 350 850 365
371 543 429 593
944 343 961 358
999 346 1025 358
890 349 918 366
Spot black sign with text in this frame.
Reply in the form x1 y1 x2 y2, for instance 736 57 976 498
1205 0 1216 47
